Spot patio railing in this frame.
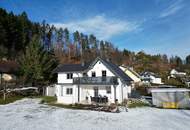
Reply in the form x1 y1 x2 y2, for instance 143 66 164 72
73 76 118 85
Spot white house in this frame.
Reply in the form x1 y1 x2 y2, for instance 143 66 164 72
140 71 163 85
53 57 133 104
170 69 186 78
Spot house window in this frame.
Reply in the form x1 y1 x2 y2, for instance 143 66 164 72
67 73 73 79
106 86 111 94
102 70 107 81
66 88 73 95
83 72 88 77
102 70 106 77
91 72 96 77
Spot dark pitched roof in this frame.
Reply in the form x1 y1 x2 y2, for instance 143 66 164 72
0 60 19 73
52 62 91 73
140 71 160 78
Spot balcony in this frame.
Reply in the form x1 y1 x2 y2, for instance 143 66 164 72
73 76 118 85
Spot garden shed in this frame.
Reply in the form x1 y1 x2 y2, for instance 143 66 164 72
150 88 190 109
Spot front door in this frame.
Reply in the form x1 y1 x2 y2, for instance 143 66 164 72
94 87 98 97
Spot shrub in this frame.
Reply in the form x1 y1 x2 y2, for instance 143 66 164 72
127 98 150 108
165 78 185 87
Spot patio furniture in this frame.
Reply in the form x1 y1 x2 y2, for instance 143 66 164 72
90 96 108 103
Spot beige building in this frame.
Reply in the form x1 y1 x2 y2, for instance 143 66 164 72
119 66 141 84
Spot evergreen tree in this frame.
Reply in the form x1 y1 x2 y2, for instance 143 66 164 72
73 31 80 56
64 28 70 58
19 35 56 85
56 27 64 50
100 40 105 58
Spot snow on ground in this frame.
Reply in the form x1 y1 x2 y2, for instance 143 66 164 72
0 98 190 130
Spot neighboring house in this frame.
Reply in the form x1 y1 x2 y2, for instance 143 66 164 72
53 57 133 104
119 65 141 84
0 60 18 85
170 69 186 78
140 71 163 85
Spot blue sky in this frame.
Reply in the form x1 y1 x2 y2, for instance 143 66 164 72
0 0 190 58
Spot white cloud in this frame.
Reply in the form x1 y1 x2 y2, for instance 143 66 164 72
159 0 184 18
52 15 141 40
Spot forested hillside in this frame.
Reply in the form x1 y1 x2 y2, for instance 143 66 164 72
0 8 190 81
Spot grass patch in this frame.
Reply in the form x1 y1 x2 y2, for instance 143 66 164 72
0 96 24 105
40 96 57 104
127 98 150 108
128 102 150 108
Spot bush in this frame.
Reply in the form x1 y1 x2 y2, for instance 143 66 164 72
165 78 185 87
127 98 150 108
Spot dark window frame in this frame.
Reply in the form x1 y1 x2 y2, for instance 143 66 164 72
66 88 73 95
91 71 96 77
67 73 73 79
102 70 106 77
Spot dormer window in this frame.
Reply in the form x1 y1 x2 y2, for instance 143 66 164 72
67 73 73 79
92 72 96 77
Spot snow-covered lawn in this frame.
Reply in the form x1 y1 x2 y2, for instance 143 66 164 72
0 98 190 130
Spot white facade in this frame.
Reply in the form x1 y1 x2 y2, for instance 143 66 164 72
150 76 162 84
55 59 132 104
141 73 163 85
170 69 186 78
